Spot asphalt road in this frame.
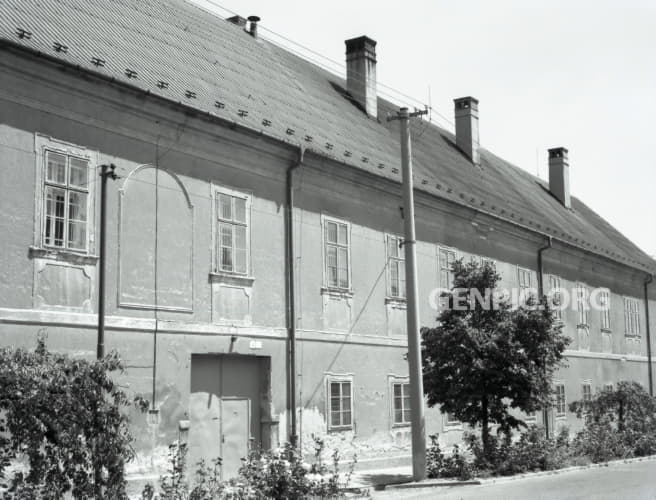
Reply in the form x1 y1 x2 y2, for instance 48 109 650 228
372 459 656 500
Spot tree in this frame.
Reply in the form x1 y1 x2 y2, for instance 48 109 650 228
422 260 570 458
0 333 148 499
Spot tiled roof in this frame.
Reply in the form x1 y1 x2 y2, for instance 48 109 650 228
1 0 653 273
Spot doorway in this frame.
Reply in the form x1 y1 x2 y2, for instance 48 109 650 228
188 354 266 478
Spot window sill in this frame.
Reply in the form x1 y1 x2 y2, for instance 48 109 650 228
624 334 641 339
327 426 354 433
29 246 98 265
209 272 255 287
601 328 612 333
385 297 407 307
321 287 353 299
392 422 411 429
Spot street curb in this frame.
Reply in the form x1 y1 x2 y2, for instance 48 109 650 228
381 454 656 491
477 453 656 486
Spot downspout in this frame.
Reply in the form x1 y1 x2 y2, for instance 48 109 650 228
286 145 304 446
645 274 653 396
537 236 553 438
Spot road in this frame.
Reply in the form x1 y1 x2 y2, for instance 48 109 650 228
371 459 656 500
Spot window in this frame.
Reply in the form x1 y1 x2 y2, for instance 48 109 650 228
445 412 460 426
324 218 350 289
216 190 250 274
386 235 406 298
43 150 90 251
438 247 456 290
555 384 566 417
624 298 641 337
481 257 496 270
576 284 589 326
600 289 611 331
581 382 592 404
391 381 411 426
327 377 353 430
604 383 613 392
549 275 562 320
518 268 532 290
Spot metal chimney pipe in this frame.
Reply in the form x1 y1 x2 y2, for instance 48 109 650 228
248 15 260 38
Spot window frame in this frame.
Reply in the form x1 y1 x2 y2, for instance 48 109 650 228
549 275 563 321
581 381 592 404
554 383 567 418
598 288 611 332
326 374 354 432
322 215 352 292
389 377 411 427
212 185 252 277
576 283 590 327
517 267 532 291
624 297 641 337
386 234 406 300
437 246 457 291
35 135 96 255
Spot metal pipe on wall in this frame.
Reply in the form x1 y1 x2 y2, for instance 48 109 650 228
285 145 304 446
645 274 653 396
537 236 553 438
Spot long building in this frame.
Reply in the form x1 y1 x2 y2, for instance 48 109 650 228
0 0 654 477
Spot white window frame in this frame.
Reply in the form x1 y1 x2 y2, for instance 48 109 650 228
549 275 563 321
576 283 590 327
212 185 252 276
389 376 411 427
624 297 641 337
517 267 532 291
34 135 96 255
554 382 567 418
386 234 406 299
581 381 592 404
437 246 457 290
480 257 496 270
326 374 354 431
599 289 611 331
322 215 352 291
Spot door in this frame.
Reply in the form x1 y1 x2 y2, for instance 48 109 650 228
220 397 251 478
189 354 262 479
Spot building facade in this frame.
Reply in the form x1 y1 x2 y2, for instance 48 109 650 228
0 0 654 476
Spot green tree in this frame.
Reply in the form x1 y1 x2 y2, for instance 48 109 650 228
422 260 569 459
0 333 148 499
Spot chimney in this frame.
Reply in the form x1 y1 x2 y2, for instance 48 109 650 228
345 36 377 118
548 147 571 208
454 97 480 165
247 15 260 38
226 15 247 27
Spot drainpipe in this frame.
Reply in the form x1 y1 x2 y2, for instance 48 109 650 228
645 274 653 396
286 145 304 446
537 236 553 438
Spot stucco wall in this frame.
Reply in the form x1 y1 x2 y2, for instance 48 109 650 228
0 50 654 471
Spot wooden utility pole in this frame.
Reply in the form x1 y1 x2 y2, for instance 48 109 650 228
389 106 427 481
97 163 118 359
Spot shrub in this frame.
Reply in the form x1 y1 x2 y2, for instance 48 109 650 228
146 436 359 499
570 381 656 462
426 434 474 481
0 334 148 499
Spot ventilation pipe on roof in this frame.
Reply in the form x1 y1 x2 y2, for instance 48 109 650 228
247 15 260 38
454 97 480 165
548 147 571 209
345 36 378 118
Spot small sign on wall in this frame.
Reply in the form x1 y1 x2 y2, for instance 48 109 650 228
249 340 263 350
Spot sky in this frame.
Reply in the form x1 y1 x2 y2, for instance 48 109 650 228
192 0 656 258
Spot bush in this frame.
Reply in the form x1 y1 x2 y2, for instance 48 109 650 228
146 436 359 499
426 434 474 481
570 381 656 462
0 334 148 499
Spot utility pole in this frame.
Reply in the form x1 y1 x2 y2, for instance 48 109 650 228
389 106 427 481
97 164 118 359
